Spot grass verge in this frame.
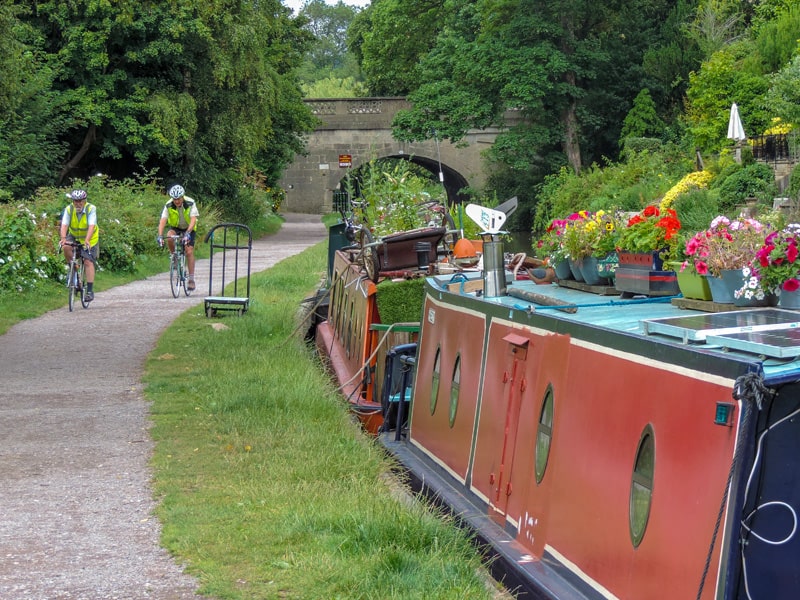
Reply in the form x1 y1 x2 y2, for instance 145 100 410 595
144 242 497 599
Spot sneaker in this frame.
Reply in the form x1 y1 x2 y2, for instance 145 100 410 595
186 278 196 291
86 291 94 302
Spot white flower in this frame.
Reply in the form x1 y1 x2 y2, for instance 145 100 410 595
0 258 4 265
40 255 48 262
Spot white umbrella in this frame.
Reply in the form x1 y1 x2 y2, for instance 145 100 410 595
727 103 746 141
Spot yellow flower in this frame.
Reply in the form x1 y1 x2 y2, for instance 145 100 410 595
660 170 712 209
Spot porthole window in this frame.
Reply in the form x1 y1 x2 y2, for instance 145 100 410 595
430 346 441 415
448 354 461 428
535 385 554 483
629 425 655 548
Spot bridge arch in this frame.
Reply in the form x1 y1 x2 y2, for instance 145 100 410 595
279 98 513 214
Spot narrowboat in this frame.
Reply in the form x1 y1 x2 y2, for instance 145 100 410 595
313 212 800 599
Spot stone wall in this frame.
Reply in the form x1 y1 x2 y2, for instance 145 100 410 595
279 98 514 214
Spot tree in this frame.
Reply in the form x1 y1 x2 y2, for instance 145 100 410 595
296 0 365 97
9 0 316 213
389 0 679 175
685 40 770 151
620 89 667 145
348 0 445 96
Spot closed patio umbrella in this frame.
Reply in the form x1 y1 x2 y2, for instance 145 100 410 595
727 103 746 141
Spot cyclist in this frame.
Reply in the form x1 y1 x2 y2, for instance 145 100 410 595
59 189 99 301
157 184 199 291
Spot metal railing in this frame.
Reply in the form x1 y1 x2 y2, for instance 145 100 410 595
750 132 800 162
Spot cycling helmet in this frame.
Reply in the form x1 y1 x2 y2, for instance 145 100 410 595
168 184 185 199
69 189 87 201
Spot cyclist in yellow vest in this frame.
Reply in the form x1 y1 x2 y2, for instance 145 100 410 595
59 189 99 301
157 184 199 291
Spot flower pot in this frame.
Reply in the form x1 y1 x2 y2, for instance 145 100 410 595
554 259 572 280
720 268 777 307
706 275 734 304
568 258 585 282
615 250 678 296
596 252 618 284
778 288 800 309
675 268 712 301
580 255 610 286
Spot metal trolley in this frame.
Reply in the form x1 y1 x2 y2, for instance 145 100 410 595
203 223 252 317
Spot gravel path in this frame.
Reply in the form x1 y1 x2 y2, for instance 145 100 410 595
0 214 327 599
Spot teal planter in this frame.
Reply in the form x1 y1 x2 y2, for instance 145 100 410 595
554 259 572 280
778 288 800 309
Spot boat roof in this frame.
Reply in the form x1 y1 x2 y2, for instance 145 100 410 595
429 271 800 385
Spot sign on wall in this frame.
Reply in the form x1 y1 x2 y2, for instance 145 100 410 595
339 154 352 168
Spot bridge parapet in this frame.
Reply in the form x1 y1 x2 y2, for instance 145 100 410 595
306 97 411 130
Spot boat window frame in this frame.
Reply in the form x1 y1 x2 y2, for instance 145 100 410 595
430 345 441 415
535 384 554 483
629 424 655 548
448 353 461 428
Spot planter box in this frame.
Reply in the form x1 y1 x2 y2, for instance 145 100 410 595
617 250 666 271
615 268 679 296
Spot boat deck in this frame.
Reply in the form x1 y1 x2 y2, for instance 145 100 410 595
430 272 800 384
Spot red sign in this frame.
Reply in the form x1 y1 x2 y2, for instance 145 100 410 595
339 154 352 168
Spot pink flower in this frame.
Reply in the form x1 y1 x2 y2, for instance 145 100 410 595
783 278 800 292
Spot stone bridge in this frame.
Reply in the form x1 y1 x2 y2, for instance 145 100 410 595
279 97 517 214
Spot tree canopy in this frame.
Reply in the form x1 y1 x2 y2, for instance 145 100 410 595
1 0 317 214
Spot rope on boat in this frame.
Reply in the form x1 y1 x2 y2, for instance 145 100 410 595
696 372 771 600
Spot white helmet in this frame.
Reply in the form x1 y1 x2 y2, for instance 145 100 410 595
168 184 185 199
69 189 87 201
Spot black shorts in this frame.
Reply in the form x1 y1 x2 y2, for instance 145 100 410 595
169 228 196 247
66 235 100 261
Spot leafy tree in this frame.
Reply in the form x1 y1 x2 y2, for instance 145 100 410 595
348 0 445 96
752 3 800 73
390 0 679 177
765 54 800 127
8 0 316 219
620 89 667 146
641 0 703 117
0 4 69 199
684 40 770 151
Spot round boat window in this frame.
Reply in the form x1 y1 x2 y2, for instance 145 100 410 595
630 425 655 548
535 385 554 483
430 346 441 415
448 354 461 428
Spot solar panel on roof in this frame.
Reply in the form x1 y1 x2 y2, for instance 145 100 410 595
640 308 800 343
706 328 800 358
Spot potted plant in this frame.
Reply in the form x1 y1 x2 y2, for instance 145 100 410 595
579 210 620 285
684 216 772 304
614 204 682 295
752 223 800 308
535 217 571 279
616 204 682 269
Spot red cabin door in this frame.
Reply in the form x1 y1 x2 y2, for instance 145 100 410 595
488 333 529 525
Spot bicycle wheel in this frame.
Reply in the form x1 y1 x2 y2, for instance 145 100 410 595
170 253 181 298
67 261 77 312
79 261 90 308
182 255 193 297
439 211 458 260
359 228 380 283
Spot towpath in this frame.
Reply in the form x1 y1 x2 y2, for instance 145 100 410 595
0 214 326 599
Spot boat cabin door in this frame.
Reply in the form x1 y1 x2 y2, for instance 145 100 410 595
488 332 529 526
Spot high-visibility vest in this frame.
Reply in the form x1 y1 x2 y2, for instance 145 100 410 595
164 198 198 230
65 203 99 245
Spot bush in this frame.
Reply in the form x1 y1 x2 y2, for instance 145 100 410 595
0 175 221 292
715 163 776 213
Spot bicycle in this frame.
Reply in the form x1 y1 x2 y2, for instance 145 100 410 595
62 241 93 311
163 234 193 297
